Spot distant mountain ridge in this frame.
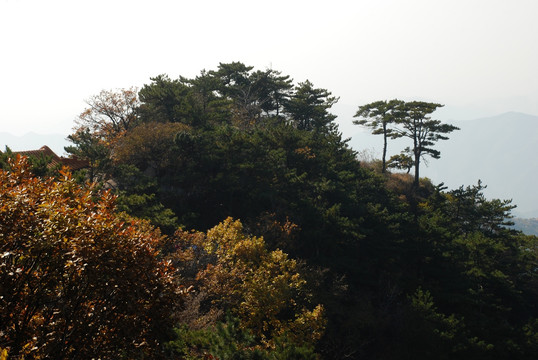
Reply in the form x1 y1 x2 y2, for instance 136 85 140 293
0 132 70 156
349 111 538 218
512 217 538 236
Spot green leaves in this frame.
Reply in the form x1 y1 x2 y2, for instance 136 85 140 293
415 182 538 358
54 62 538 359
354 99 458 186
285 80 338 132
354 99 405 173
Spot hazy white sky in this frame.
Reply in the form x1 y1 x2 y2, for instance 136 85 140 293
1 0 537 136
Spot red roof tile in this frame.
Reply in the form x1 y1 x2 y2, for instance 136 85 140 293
14 145 89 171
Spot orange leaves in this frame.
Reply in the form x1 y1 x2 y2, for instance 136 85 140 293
77 87 140 135
0 156 180 359
294 146 316 160
70 87 141 164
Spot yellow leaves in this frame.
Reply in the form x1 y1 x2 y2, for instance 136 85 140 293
232 237 265 264
176 217 325 348
289 305 326 343
205 217 246 253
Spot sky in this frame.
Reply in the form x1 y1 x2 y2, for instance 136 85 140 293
1 0 538 139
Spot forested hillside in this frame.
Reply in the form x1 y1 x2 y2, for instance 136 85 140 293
1 63 537 359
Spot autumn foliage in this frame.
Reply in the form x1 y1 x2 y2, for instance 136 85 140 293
21 62 538 359
0 156 180 359
76 87 140 142
171 218 325 349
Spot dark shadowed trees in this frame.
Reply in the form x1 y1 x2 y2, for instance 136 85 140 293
284 80 339 132
57 63 538 360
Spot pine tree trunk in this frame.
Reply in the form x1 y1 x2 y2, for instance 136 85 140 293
413 124 420 187
414 151 420 187
382 133 387 173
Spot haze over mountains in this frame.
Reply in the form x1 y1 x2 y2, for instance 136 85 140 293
348 111 538 218
2 111 537 217
0 132 69 156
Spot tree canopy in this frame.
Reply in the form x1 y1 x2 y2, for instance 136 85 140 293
2 62 534 359
0 156 180 359
354 99 405 173
355 100 459 187
396 101 459 186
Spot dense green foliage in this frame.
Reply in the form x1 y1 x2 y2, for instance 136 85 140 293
64 62 538 359
2 62 536 359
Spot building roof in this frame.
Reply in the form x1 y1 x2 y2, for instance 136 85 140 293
14 145 89 171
